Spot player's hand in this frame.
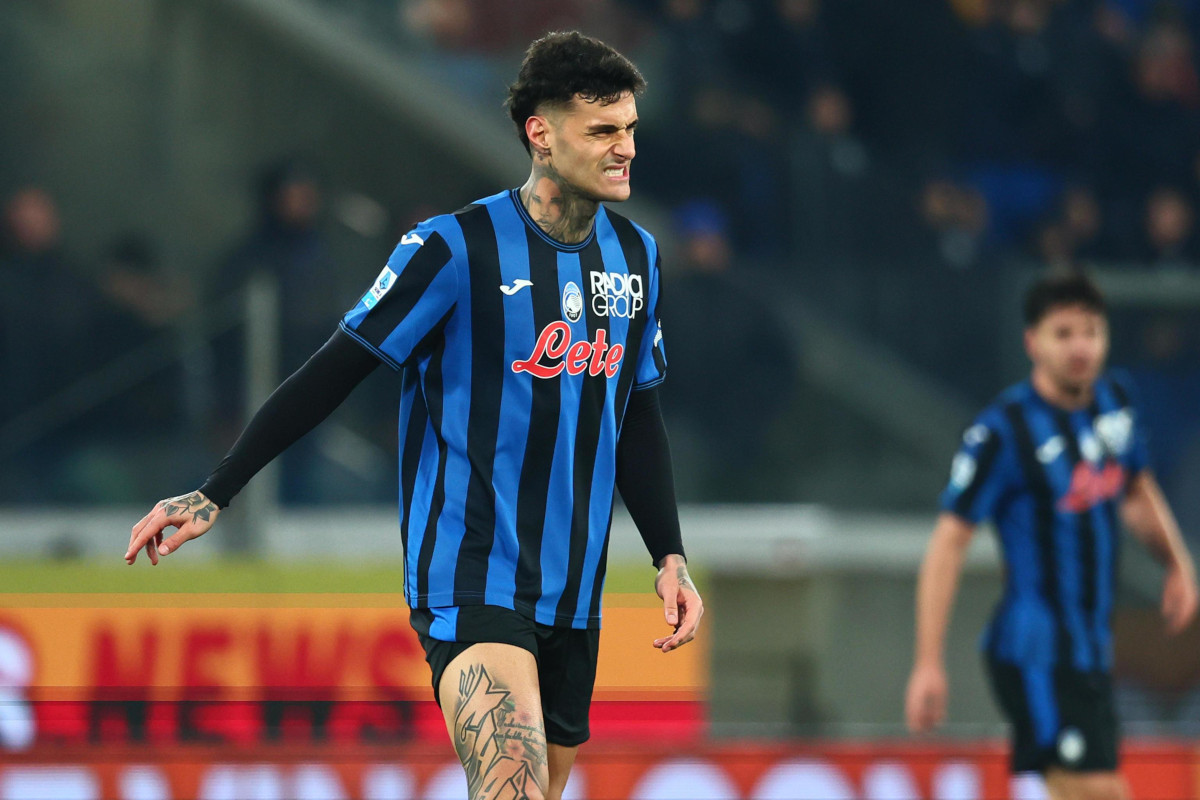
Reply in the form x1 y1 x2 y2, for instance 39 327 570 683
1162 563 1199 634
905 661 948 734
125 491 220 566
652 554 703 653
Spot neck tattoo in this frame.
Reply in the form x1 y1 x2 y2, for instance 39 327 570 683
519 151 598 244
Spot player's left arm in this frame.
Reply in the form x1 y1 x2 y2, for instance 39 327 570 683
616 386 703 653
1121 470 1199 633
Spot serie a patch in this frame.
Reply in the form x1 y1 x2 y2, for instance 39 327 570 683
363 266 398 310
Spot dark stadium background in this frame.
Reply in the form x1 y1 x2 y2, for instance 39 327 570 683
2 1 1199 798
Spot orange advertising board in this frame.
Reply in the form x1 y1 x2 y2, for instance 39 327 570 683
0 593 704 749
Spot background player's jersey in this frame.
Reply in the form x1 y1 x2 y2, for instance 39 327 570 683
940 375 1150 672
341 190 667 629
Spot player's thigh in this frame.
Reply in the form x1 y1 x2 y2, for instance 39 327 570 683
439 642 549 799
546 743 579 800
1045 769 1129 800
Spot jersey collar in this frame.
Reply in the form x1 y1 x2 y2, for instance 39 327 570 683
509 189 598 252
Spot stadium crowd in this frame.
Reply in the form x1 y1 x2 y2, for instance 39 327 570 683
4 0 1200 511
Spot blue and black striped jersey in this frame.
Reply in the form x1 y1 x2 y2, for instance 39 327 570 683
341 190 667 629
940 374 1150 672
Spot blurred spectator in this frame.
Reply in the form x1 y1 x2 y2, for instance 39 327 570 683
0 186 96 501
93 235 194 439
0 187 92 421
98 234 191 354
915 178 990 269
211 162 343 503
1034 185 1106 270
401 0 632 53
1095 19 1200 238
214 161 337 375
660 200 797 499
788 82 875 261
656 0 738 110
737 0 842 115
957 0 1069 165
1140 186 1198 268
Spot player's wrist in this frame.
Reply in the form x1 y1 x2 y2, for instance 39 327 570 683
656 553 686 570
913 652 944 672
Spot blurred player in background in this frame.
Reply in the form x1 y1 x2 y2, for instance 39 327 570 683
126 31 702 800
906 273 1198 800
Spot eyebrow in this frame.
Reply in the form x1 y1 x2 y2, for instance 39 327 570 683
585 119 638 134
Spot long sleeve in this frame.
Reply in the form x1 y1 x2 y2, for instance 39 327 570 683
615 387 685 566
199 327 379 508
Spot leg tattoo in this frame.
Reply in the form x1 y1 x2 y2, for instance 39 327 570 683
452 665 548 800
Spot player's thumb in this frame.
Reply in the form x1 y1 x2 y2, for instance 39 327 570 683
663 594 679 627
158 530 192 557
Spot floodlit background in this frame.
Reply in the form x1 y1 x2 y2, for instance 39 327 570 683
2 1 1200 798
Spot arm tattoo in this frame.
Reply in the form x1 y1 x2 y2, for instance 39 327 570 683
519 151 599 244
451 665 547 800
160 492 216 525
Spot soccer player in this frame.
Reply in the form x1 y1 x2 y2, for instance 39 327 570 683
125 32 703 800
905 274 1198 800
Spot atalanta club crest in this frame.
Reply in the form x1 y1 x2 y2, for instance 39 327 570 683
562 281 583 322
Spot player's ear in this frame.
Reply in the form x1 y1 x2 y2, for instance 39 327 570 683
526 115 552 156
1023 327 1037 360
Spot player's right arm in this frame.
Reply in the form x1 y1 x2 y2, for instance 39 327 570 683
125 329 379 565
126 222 458 565
906 512 975 733
906 414 1012 733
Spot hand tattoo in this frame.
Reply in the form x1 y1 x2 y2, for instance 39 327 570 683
676 564 698 594
160 492 216 525
452 665 547 800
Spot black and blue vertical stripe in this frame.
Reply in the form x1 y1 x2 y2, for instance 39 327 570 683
342 190 666 630
940 376 1149 673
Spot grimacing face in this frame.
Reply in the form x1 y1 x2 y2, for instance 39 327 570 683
542 92 637 203
1025 304 1109 396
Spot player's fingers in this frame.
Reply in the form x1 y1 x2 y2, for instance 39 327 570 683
158 528 194 558
127 520 163 564
662 589 679 627
904 696 923 733
128 504 176 556
905 692 924 732
132 505 159 534
659 607 702 652
928 688 946 724
128 511 157 556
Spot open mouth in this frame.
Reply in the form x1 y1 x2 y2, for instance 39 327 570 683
603 165 628 179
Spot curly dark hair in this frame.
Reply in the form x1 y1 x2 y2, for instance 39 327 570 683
1024 272 1107 326
505 31 646 155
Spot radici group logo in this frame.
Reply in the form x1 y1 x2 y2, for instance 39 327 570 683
589 271 643 319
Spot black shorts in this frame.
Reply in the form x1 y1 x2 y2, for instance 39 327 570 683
409 605 600 747
985 657 1119 774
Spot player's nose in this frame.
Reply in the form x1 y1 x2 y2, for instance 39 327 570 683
613 132 635 160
